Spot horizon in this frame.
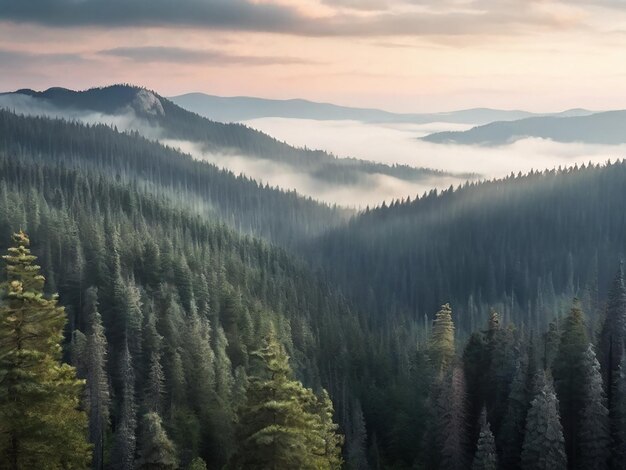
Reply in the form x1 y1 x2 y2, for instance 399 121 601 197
3 0 626 113
0 83 607 115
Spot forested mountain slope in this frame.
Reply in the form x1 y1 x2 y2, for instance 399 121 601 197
0 130 366 468
0 85 461 187
311 162 626 334
0 110 349 245
0 110 432 468
2 109 626 470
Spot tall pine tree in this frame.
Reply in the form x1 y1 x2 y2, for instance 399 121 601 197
84 287 111 470
521 371 567 470
0 231 91 469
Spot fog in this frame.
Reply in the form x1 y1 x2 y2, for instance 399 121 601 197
3 94 623 208
244 117 624 180
0 94 164 139
160 138 470 208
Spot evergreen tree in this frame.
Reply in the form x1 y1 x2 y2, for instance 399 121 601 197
84 287 111 470
472 409 497 470
188 457 207 470
346 400 369 470
553 302 589 469
145 352 165 414
498 353 532 470
312 390 344 470
135 411 178 470
437 366 468 470
521 372 567 470
111 341 137 470
228 335 342 470
0 231 91 469
428 304 455 373
578 344 610 470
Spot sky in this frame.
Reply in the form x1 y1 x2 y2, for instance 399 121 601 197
1 0 626 112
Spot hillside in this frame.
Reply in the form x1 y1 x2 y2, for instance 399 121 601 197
0 86 462 190
0 109 350 245
310 162 626 334
422 110 626 145
0 110 419 467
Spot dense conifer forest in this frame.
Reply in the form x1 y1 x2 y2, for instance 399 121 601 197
1 110 625 469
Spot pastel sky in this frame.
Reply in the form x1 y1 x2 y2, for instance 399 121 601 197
1 0 626 112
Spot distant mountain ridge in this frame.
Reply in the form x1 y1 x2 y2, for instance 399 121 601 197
169 92 593 125
421 110 626 145
0 85 468 197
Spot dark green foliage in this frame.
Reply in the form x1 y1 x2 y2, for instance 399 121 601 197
83 287 111 470
0 232 91 469
428 304 455 373
521 372 567 470
313 162 626 337
472 410 497 470
3 108 626 469
111 342 137 470
135 412 178 470
228 335 343 469
578 344 610 470
553 302 589 468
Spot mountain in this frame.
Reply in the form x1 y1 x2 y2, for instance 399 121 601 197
170 92 593 125
0 86 467 199
421 110 626 145
0 109 369 468
0 109 350 245
310 162 626 334
3 106 626 469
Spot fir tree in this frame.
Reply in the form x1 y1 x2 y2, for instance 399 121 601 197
346 400 369 470
553 301 589 469
428 304 455 373
437 366 468 470
472 409 497 470
145 352 165 414
498 353 532 470
111 341 137 470
521 372 567 470
135 412 178 470
312 390 344 470
228 335 342 470
578 344 610 470
188 457 207 470
84 287 111 470
0 231 91 469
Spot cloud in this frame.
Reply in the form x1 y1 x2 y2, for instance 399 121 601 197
0 48 88 66
0 0 303 30
98 46 316 66
0 0 589 37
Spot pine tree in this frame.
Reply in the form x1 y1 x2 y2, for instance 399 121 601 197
84 287 111 470
437 366 468 470
188 457 207 470
135 412 178 470
472 409 497 470
553 302 589 469
521 372 567 470
578 344 610 470
111 341 137 470
0 231 91 469
499 353 532 470
428 304 455 373
346 400 368 470
312 390 344 470
228 335 342 470
145 351 165 414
